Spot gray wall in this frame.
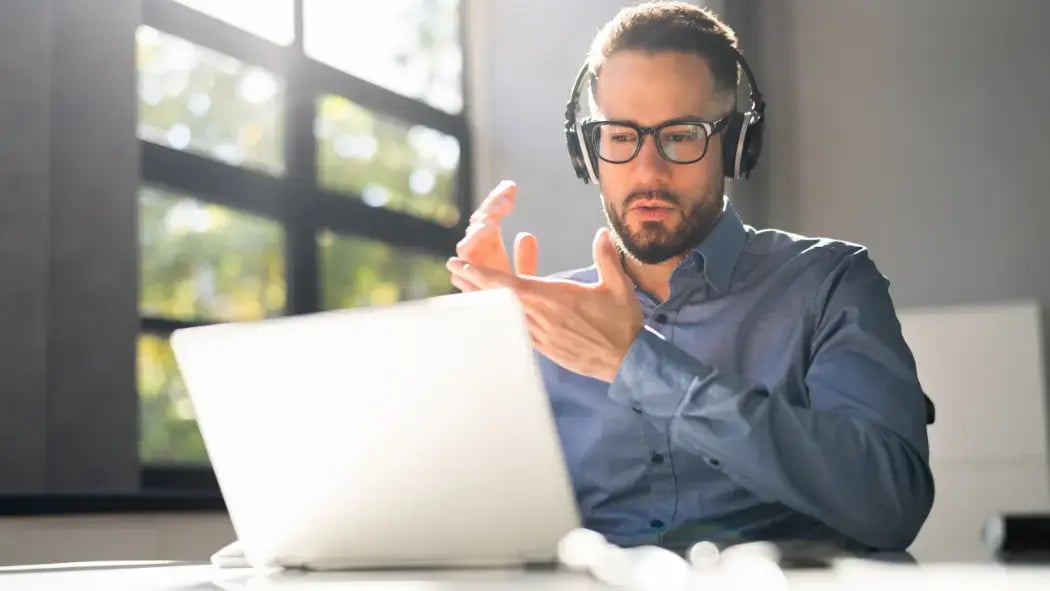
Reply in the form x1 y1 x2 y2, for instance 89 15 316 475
0 0 139 493
735 0 1050 309
0 0 52 492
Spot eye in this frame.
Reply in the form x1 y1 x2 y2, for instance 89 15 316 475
610 133 637 143
666 131 698 143
661 124 703 144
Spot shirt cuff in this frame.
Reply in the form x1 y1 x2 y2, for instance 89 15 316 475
607 326 714 417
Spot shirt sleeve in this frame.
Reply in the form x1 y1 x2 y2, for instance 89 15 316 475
606 249 934 550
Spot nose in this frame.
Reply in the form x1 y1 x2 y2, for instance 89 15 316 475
632 133 672 182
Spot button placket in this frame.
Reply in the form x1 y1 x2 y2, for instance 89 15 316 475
636 412 675 534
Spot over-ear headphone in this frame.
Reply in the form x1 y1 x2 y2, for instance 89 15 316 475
564 45 766 184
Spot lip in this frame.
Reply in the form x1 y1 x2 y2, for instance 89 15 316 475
629 206 675 222
629 200 676 210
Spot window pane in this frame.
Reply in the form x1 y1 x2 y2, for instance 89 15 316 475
139 333 207 464
318 231 452 310
172 0 295 46
137 26 285 174
304 0 463 113
317 94 462 227
139 186 286 322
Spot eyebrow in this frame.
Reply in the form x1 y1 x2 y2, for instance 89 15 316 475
598 114 713 125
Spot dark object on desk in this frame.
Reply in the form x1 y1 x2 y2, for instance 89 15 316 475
982 513 1050 562
773 543 837 569
763 541 916 569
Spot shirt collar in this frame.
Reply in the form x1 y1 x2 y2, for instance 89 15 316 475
689 196 748 294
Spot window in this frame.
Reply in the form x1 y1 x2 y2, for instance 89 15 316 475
318 231 452 310
138 0 469 478
137 26 285 174
171 0 295 45
139 186 286 324
303 0 463 113
316 94 462 227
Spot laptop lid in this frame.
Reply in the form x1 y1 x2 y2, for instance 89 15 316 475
171 288 581 569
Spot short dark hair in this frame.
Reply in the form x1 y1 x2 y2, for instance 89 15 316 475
587 1 739 103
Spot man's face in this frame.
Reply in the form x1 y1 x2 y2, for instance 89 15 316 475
593 50 729 265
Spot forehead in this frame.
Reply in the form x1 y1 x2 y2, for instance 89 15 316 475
593 50 723 123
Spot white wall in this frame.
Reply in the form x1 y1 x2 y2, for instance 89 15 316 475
899 301 1050 562
466 0 731 274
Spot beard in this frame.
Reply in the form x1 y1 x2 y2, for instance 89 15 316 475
602 189 720 265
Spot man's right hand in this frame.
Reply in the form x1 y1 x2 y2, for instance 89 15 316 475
450 180 538 293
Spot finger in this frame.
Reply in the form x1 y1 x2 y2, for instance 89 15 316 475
457 182 517 257
529 330 575 367
516 288 561 320
447 258 519 291
456 220 496 257
524 316 577 367
525 309 554 333
469 180 517 224
462 219 490 240
450 274 480 293
592 227 632 295
525 318 553 354
513 232 539 276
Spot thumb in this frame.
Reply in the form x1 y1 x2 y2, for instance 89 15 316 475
592 227 631 294
513 231 539 276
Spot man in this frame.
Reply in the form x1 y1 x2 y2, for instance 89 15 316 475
448 2 933 553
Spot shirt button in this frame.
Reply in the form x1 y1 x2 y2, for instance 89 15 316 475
650 453 665 465
706 457 721 467
650 519 665 529
654 313 668 324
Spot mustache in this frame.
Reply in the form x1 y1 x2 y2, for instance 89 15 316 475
624 189 681 208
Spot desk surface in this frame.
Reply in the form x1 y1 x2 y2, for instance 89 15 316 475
1 560 1050 590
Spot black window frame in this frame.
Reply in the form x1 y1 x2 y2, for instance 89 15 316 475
138 0 473 492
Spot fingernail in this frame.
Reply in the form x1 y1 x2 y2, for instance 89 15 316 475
487 181 511 200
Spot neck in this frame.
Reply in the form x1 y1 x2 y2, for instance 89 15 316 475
622 253 688 303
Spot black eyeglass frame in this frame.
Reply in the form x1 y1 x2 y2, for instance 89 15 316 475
581 116 730 165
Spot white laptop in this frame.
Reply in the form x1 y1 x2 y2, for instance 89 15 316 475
170 288 581 570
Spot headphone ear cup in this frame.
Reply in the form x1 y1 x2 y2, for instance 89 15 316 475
738 114 764 179
565 126 590 183
721 111 746 178
581 126 600 184
565 124 600 184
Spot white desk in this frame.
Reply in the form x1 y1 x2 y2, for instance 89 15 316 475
1 561 1049 590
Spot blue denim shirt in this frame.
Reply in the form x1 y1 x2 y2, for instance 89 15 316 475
539 197 934 552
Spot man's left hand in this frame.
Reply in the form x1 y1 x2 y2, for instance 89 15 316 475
447 227 643 383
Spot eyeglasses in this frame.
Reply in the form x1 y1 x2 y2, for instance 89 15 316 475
582 117 730 165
